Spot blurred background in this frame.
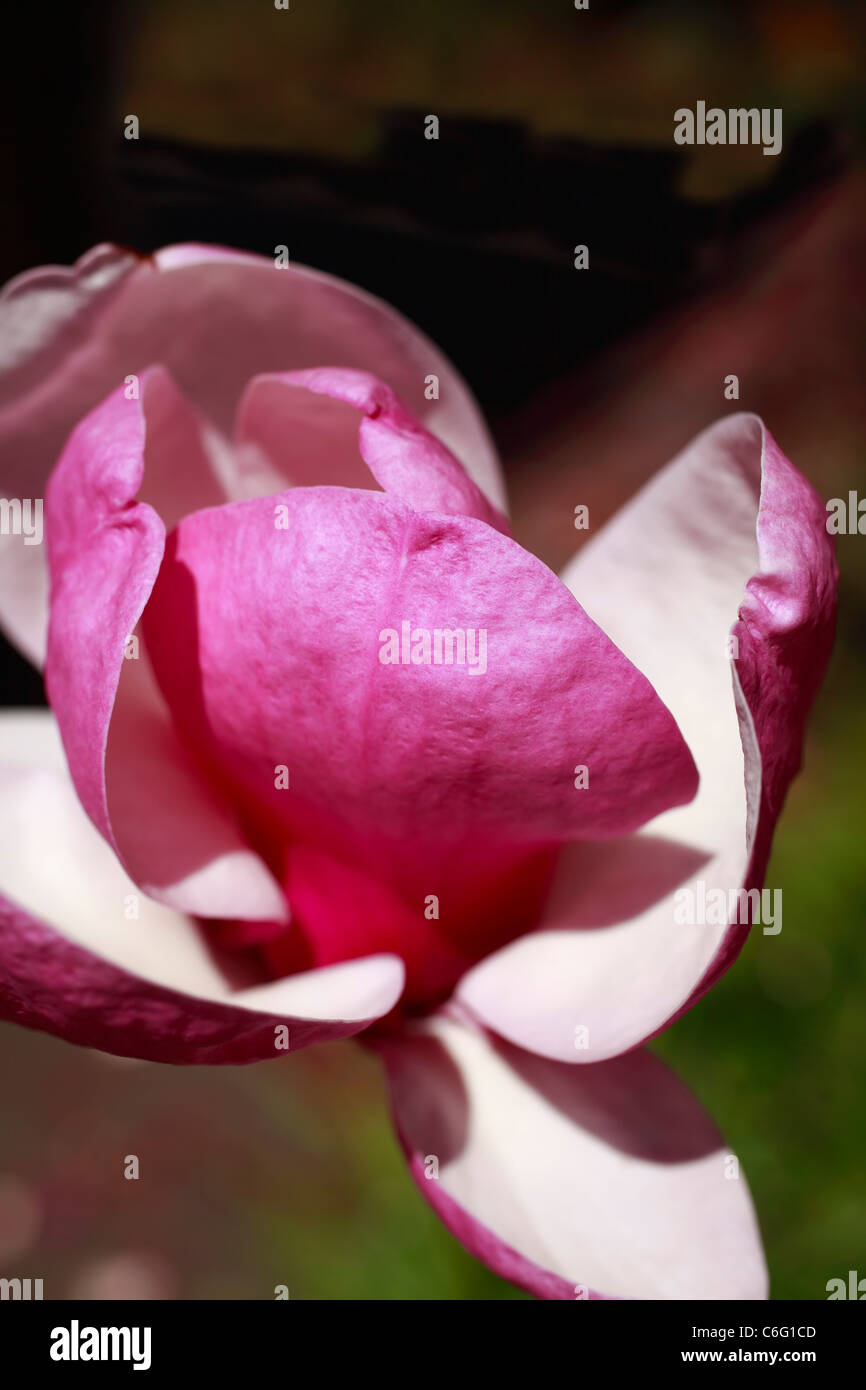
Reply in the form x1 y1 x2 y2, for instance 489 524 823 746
0 0 864 1298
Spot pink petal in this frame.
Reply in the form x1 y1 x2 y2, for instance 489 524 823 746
147 246 503 508
457 414 837 1061
0 246 140 664
0 243 502 662
144 485 697 1002
44 372 286 922
234 368 507 531
0 711 403 1062
377 1013 768 1300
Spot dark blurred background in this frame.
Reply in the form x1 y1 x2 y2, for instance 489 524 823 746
0 0 864 1298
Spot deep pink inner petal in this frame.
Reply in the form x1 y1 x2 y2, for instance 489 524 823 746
143 481 697 1006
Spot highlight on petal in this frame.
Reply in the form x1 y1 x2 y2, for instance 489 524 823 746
458 414 837 1062
0 242 503 662
0 244 137 385
377 1014 768 1300
0 711 404 1063
0 539 48 670
44 372 286 922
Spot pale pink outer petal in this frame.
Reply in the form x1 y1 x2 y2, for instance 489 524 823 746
0 247 142 664
44 375 287 922
234 368 508 531
457 415 837 1062
0 541 48 671
148 245 503 508
377 1014 768 1300
0 242 503 662
0 711 404 1063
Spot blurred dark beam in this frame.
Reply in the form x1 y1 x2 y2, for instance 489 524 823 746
0 0 126 280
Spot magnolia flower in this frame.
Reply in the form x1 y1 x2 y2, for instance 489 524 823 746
0 244 836 1300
